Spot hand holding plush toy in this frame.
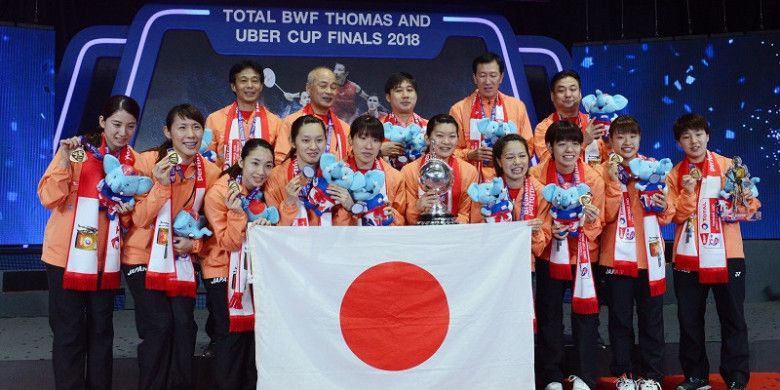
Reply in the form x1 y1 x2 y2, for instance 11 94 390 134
582 89 628 140
97 154 153 219
467 177 513 223
173 209 213 239
541 183 591 237
629 157 673 214
304 153 365 216
350 170 393 226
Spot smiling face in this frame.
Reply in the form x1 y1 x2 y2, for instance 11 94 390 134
497 140 530 182
611 131 640 160
99 109 137 151
550 76 582 114
677 127 709 163
230 67 262 106
548 139 581 172
307 69 338 112
164 115 204 161
386 80 417 115
239 146 274 190
472 61 504 99
426 123 459 159
294 122 327 166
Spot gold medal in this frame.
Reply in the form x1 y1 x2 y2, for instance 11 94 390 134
579 194 593 206
69 148 86 163
228 180 240 194
689 167 702 181
167 149 182 165
609 153 623 164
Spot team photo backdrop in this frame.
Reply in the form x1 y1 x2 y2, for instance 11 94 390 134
573 33 780 239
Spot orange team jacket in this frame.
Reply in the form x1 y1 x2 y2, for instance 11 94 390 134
201 174 250 279
121 151 221 265
264 159 354 226
205 103 283 169
532 112 609 164
346 158 407 226
400 155 478 225
599 162 676 269
449 91 534 180
470 175 552 260
274 109 351 165
37 148 139 268
529 159 605 263
666 152 761 262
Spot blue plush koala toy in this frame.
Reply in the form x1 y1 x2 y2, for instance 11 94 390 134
542 183 591 237
304 153 366 216
475 118 518 148
350 170 393 226
467 177 513 223
173 210 213 239
199 127 217 162
582 89 628 140
629 157 673 214
97 154 153 218
241 194 280 225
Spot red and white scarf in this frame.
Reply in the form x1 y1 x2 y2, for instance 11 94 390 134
146 154 207 297
384 112 425 128
63 137 133 291
612 160 667 296
544 160 599 314
674 152 727 283
226 181 261 332
302 104 348 161
508 177 539 331
418 154 462 215
287 159 331 226
222 102 269 170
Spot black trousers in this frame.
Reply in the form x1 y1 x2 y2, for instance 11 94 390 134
674 259 749 385
123 265 197 390
535 260 600 389
204 277 257 390
606 269 665 382
46 264 115 390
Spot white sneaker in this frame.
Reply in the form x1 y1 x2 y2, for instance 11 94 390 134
544 382 563 390
569 375 592 390
616 375 637 390
637 378 663 390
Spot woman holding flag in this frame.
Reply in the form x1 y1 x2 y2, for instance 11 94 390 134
265 115 353 226
38 95 141 389
203 138 277 389
122 104 221 390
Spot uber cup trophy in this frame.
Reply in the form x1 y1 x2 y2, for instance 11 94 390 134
417 145 456 225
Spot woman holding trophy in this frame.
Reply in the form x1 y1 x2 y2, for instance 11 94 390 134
265 115 353 226
401 114 478 224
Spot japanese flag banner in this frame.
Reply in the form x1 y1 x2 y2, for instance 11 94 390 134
248 223 534 389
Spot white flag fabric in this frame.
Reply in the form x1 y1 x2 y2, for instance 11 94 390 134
249 223 534 389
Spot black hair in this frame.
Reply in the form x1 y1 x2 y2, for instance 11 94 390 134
544 120 583 146
492 134 530 178
384 72 418 95
425 114 459 138
472 52 505 75
221 138 274 179
549 70 582 91
152 104 205 162
350 114 384 142
673 113 710 140
285 115 327 162
83 95 140 147
609 115 642 138
229 60 264 85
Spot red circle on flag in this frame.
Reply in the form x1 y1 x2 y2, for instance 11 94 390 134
339 261 450 371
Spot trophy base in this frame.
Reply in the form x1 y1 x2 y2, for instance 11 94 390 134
417 213 457 225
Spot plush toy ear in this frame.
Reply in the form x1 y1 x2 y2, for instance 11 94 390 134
383 122 394 136
200 128 213 152
266 207 281 225
409 124 422 134
576 183 591 196
135 176 154 195
476 118 491 132
581 94 596 112
320 153 336 170
467 183 480 202
628 157 643 176
658 158 673 173
611 94 629 111
507 120 518 134
542 183 557 202
103 154 121 175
